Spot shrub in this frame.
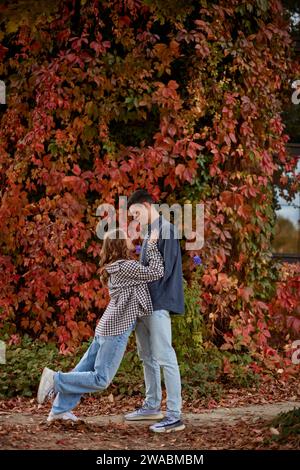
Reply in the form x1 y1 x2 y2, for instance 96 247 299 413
269 407 300 443
0 331 260 399
0 334 90 398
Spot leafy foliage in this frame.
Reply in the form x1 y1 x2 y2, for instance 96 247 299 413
268 262 300 350
270 407 300 443
0 334 91 398
0 331 260 399
0 0 299 369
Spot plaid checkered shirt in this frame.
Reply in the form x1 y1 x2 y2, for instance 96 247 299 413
95 240 164 336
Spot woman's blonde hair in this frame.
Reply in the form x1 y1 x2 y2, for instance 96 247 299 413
99 228 131 283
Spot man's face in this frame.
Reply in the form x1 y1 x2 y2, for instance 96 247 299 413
128 203 150 226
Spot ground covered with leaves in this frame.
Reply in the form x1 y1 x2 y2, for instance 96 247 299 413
0 377 299 450
1 374 299 415
0 415 298 451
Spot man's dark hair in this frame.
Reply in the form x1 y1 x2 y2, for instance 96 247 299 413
127 189 155 209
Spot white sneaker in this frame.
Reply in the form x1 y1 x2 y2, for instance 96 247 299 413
47 411 79 423
37 367 55 404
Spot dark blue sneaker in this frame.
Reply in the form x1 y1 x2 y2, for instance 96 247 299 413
149 416 185 433
124 405 164 421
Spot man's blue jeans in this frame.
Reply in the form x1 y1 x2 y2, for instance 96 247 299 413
51 323 135 415
135 309 182 420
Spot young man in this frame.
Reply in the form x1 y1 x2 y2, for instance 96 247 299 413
125 189 185 433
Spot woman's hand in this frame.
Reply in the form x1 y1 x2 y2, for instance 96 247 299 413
149 228 159 242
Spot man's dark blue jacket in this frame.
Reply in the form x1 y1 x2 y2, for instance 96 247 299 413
140 215 185 315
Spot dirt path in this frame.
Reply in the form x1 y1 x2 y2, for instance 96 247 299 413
0 401 299 450
1 400 299 427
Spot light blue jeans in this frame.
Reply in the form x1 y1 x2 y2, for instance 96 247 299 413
51 323 135 415
135 309 182 420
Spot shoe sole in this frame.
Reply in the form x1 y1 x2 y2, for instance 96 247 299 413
47 417 79 423
151 424 186 433
37 367 51 404
125 413 164 421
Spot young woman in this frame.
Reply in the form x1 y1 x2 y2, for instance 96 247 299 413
37 227 164 422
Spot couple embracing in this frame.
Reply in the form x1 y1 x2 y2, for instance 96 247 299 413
37 189 185 433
